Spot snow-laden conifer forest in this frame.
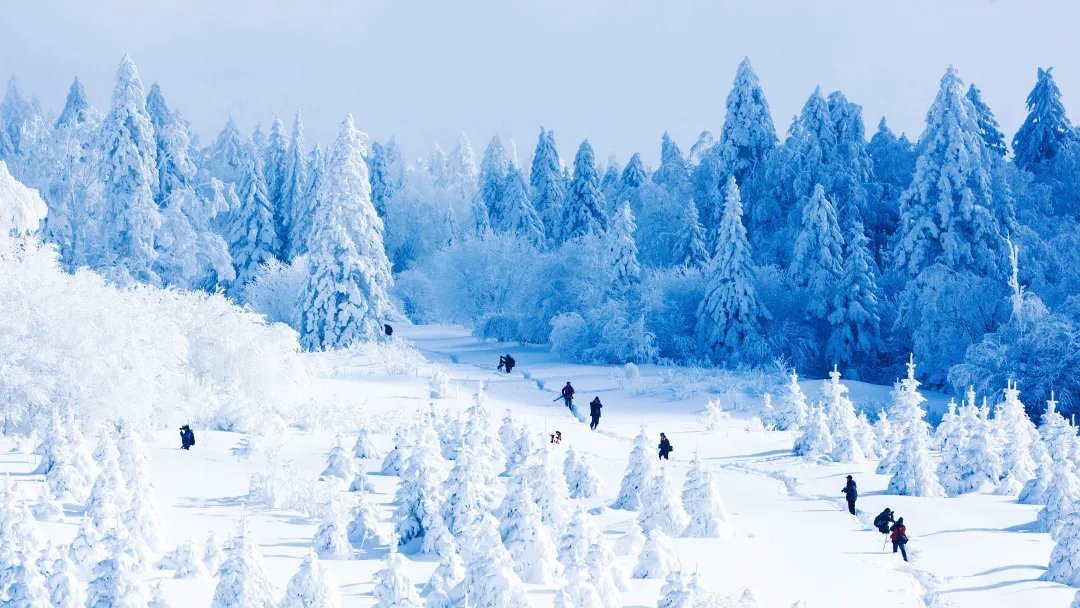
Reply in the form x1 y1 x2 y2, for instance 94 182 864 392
5 2 1080 606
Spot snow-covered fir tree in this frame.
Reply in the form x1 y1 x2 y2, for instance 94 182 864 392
392 420 444 548
526 445 572 535
892 67 1003 277
98 55 162 284
827 222 882 371
613 426 657 510
682 454 730 537
441 445 496 535
793 404 834 458
560 140 607 242
1013 67 1074 175
946 389 1002 495
352 428 381 459
500 481 561 584
499 167 544 246
281 112 309 260
885 357 945 497
347 489 389 548
280 551 341 608
457 514 530 608
372 543 421 608
1047 507 1080 587
85 528 148 608
211 522 276 608
476 135 512 227
606 201 642 299
673 196 709 269
774 371 809 431
368 138 402 220
312 502 352 560
320 444 358 481
633 528 680 579
529 128 565 241
289 145 324 259
422 547 464 608
638 466 689 536
790 184 844 319
1036 457 1080 533
820 366 867 463
657 570 707 608
46 551 85 608
696 176 767 362
225 138 279 295
995 380 1041 496
966 84 1007 158
263 116 289 245
564 444 600 499
299 115 394 350
553 566 605 608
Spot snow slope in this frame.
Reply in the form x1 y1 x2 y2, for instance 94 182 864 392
2 324 1075 607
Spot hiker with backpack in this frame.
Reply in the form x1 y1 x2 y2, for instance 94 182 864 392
874 508 895 534
890 518 909 561
589 397 602 430
841 475 857 515
179 425 195 450
658 433 673 460
560 382 575 410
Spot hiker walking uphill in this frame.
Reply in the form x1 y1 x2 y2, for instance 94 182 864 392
874 508 895 534
559 382 575 411
589 397 602 430
179 425 195 450
841 475 857 514
658 433 673 460
497 354 516 374
890 518 909 561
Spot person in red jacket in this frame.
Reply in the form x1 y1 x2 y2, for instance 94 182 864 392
890 517 909 562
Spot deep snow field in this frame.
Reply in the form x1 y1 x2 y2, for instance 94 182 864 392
2 324 1075 607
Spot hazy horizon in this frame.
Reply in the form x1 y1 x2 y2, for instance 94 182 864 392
3 0 1078 165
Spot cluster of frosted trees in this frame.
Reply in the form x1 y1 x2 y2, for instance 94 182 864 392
780 356 1080 591
0 57 393 351
5 55 1080 411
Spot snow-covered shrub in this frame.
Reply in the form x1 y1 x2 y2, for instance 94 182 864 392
633 528 680 579
241 255 309 329
347 491 389 548
212 523 276 608
159 540 208 578
280 551 341 608
428 366 451 399
352 428 381 460
699 398 731 431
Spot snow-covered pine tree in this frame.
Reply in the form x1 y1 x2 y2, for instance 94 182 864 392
553 565 604 608
263 116 289 246
441 446 495 535
656 570 706 608
225 139 279 295
826 91 873 231
994 380 1041 496
46 551 85 608
886 357 945 497
477 135 512 227
682 454 730 537
352 428 381 460
1036 457 1080 533
718 57 778 187
557 504 624 606
372 543 422 608
820 366 867 463
211 522 276 608
290 145 324 259
638 466 689 536
320 444 358 481
606 201 642 299
613 426 657 510
86 528 148 608
560 140 608 242
1013 67 1074 174
98 55 162 284
673 196 709 269
966 84 1007 158
368 138 403 220
563 444 600 499
696 176 767 361
500 481 561 584
526 445 572 535
281 112 309 261
633 528 680 579
167 539 208 578
936 398 971 496
280 550 341 608
949 388 1002 495
892 67 1003 277
774 371 809 431
312 502 352 560
204 531 224 574
347 489 389 548
792 404 833 458
457 514 530 608
790 183 843 319
826 222 882 371
393 420 444 548
653 132 693 197
1046 508 1080 587
530 128 565 242
299 115 394 350
499 167 544 246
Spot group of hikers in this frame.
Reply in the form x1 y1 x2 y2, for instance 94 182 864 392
843 475 910 562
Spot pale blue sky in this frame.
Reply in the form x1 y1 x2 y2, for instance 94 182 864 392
2 0 1077 166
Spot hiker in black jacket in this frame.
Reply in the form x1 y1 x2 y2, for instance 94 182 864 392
841 475 857 514
874 508 895 534
658 433 673 460
589 397 602 430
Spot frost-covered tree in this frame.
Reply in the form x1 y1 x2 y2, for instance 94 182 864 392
225 139 279 294
656 571 706 608
606 201 642 299
682 454 730 537
557 505 624 606
793 404 833 458
372 544 421 608
368 138 403 220
3 553 50 608
790 184 843 319
351 428 381 460
458 514 530 608
530 128 565 241
166 540 208 579
263 117 289 244
1047 508 1080 587
1036 458 1080 533
46 552 85 608
1013 67 1074 174
673 197 709 269
280 551 340 608
820 367 867 463
995 381 1042 495
422 547 464 608
501 483 561 584
966 85 1007 158
347 490 389 548
563 444 600 499
774 371 809 431
553 566 604 608
204 531 224 574
893 67 1003 277
560 140 608 242
299 115 394 350
827 91 873 230
477 135 512 226
638 467 689 536
886 357 945 497
696 177 767 361
320 445 358 481
98 55 162 284
500 167 544 246
826 222 882 372
441 446 495 535
392 421 444 547
312 504 352 560
613 426 657 510
653 132 693 196
86 529 148 608
211 522 276 608
633 528 680 579
281 112 309 260
526 446 572 535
